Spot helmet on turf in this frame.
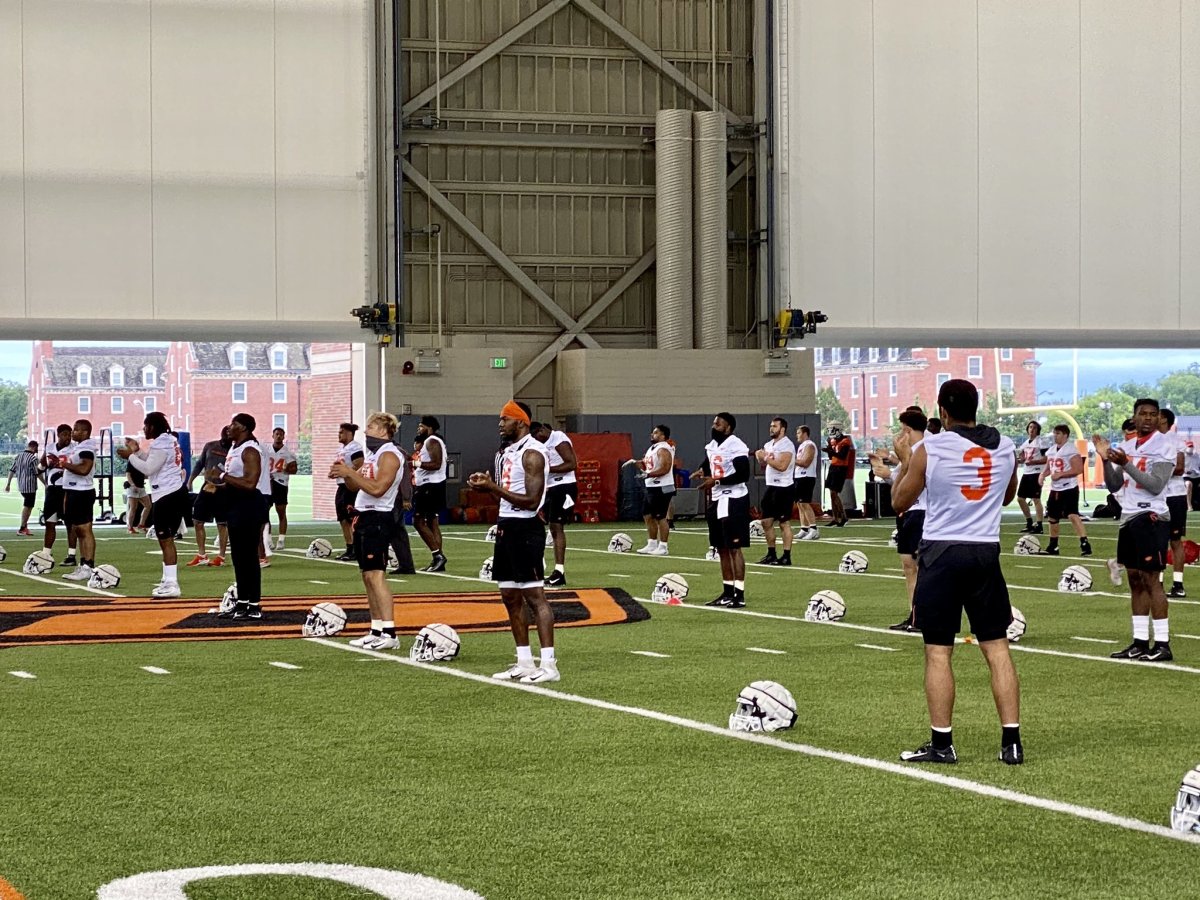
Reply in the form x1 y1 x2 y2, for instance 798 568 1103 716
805 590 846 622
302 602 347 637
23 549 54 575
1007 606 1027 642
704 546 720 561
651 573 689 604
479 556 495 580
485 525 498 542
545 530 554 548
888 529 898 548
1014 535 1040 556
1170 765 1200 835
410 623 461 662
387 545 399 571
306 538 333 559
1058 564 1093 593
0 544 6 563
838 550 869 574
219 583 239 614
87 564 121 589
728 680 797 733
749 519 765 541
608 532 633 553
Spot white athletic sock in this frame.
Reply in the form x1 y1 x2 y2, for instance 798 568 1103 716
1153 617 1169 643
540 646 556 664
1132 615 1150 641
371 619 382 633
646 539 659 550
932 725 952 734
733 580 745 591
162 564 177 582
1174 571 1184 585
516 645 534 664
555 564 565 574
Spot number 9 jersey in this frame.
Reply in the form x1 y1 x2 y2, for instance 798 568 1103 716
921 428 1016 543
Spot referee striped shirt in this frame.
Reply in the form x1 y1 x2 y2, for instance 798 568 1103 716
8 449 39 494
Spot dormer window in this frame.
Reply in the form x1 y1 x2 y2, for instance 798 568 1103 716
229 343 248 370
142 365 156 387
77 365 91 387
269 343 288 370
110 365 124 388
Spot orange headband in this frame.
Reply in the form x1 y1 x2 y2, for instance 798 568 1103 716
501 401 530 424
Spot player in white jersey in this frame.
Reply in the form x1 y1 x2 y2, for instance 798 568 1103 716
626 424 675 555
332 412 404 651
469 401 560 684
1016 421 1051 534
333 423 365 561
893 379 1022 766
792 425 819 540
1037 424 1092 558
209 413 271 620
40 423 78 567
265 427 298 550
1094 399 1176 662
755 417 796 566
118 412 189 598
412 415 450 573
870 407 928 632
1184 437 1200 510
697 412 752 608
1157 409 1188 598
532 422 578 587
57 419 101 582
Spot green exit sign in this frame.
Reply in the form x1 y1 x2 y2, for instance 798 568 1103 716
491 357 508 369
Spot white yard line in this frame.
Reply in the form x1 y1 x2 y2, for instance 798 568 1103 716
308 580 330 585
269 661 302 670
856 644 899 652
1176 634 1200 640
141 666 170 675
746 647 787 655
1072 637 1120 645
630 651 671 658
607 573 632 578
309 637 1200 848
0 566 125 598
8 670 36 679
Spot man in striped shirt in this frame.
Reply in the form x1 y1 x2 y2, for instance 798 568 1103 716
5 441 39 536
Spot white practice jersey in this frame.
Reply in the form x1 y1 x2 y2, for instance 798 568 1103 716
762 437 796 487
1185 445 1200 478
1045 440 1081 492
793 439 818 479
46 440 75 488
543 430 576 486
414 434 448 486
335 440 364 485
266 444 298 486
138 433 185 500
921 429 1016 543
1164 431 1188 498
354 442 402 513
227 440 272 497
1115 431 1175 518
890 438 928 512
643 441 676 490
705 435 750 500
1018 435 1052 476
62 437 100 492
499 433 548 518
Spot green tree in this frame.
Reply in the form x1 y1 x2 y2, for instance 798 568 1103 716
0 379 28 444
815 386 850 432
976 390 1029 440
1155 370 1200 415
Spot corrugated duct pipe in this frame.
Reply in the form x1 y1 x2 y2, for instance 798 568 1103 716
655 109 694 350
692 110 728 350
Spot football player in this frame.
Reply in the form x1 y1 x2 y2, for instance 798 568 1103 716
58 419 101 582
870 407 928 632
627 424 675 555
332 423 365 561
532 421 577 587
755 418 796 566
792 425 819 540
1158 409 1188 597
118 412 188 598
412 416 450 573
1016 420 1051 533
1037 425 1092 557
695 413 752 607
265 427 299 550
40 424 77 566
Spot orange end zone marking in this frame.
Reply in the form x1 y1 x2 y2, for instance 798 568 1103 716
0 877 27 900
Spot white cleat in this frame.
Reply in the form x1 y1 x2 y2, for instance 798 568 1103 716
348 633 378 647
492 662 537 681
364 634 400 651
274 537 285 551
636 544 656 554
62 565 93 582
520 663 561 684
648 544 669 556
151 580 182 599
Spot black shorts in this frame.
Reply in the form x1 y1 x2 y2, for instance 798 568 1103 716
761 484 796 522
152 487 190 540
192 488 228 525
493 517 546 586
1017 472 1043 500
794 476 817 504
1116 513 1170 572
706 494 751 550
1188 477 1200 511
412 482 447 522
271 481 289 507
43 485 64 525
20 491 35 509
63 489 95 527
335 485 356 523
895 509 925 556
353 511 394 572
543 483 578 525
913 541 1011 646
1167 495 1188 539
643 485 674 520
1046 487 1080 522
824 467 848 492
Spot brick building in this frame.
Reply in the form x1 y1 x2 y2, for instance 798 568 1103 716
813 346 1039 441
308 343 357 520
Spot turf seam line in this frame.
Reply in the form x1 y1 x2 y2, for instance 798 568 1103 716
308 637 1200 848
0 566 125 598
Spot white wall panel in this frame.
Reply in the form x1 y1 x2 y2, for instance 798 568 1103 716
872 0 978 329
0 0 24 315
977 0 1080 327
1183 0 1200 324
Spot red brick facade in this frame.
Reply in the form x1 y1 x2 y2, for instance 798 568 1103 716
308 343 356 520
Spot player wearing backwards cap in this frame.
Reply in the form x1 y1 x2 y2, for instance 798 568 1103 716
469 401 560 684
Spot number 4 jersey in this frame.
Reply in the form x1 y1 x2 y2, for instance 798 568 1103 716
921 427 1016 543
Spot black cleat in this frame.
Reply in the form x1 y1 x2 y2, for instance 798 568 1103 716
1168 584 1187 598
777 555 792 567
727 594 746 609
232 603 263 620
1019 523 1035 533
706 593 734 607
1080 541 1093 557
423 554 447 573
62 555 76 567
1038 547 1060 556
888 618 918 632
999 743 1025 765
544 571 567 588
1140 642 1173 662
756 553 778 565
1110 640 1150 660
900 741 957 764
336 551 355 562
1030 523 1044 534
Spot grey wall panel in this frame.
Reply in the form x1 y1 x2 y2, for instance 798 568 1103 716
1185 0 1200 326
0 0 25 314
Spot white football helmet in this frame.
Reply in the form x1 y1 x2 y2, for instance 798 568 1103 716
87 564 121 589
1170 764 1200 835
306 538 333 559
410 623 461 662
23 549 55 575
608 532 633 553
545 530 554 548
1007 606 1027 642
1058 564 1093 593
485 524 498 542
888 529 898 548
0 544 5 563
302 601 347 637
1014 535 1040 556
387 545 399 571
219 583 239 614
728 680 797 733
749 519 765 541
838 550 868 574
651 573 689 604
479 556 495 580
704 546 720 561
805 590 847 622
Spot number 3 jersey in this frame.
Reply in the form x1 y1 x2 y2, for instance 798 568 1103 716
921 427 1016 543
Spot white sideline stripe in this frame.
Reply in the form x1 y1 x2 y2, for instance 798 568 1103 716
8 670 36 679
607 573 632 578
308 580 330 585
141 666 170 675
677 572 704 576
746 647 787 655
269 661 302 670
1177 634 1200 640
309 637 1200 847
1015 565 1041 570
1072 636 1120 645
630 651 671 658
387 579 408 584
0 566 125 598
856 644 899 652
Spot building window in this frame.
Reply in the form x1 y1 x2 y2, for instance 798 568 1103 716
232 382 247 404
889 407 897 425
851 410 859 432
77 366 91 387
888 347 899 362
832 378 841 394
1001 372 1014 393
937 373 952 388
815 378 822 391
111 422 124 439
110 366 124 388
968 356 983 378
870 409 879 430
229 343 248 370
869 375 878 397
868 348 879 363
850 378 859 399
814 347 824 366
832 348 842 365
272 382 287 403
1001 348 1013 361
273 414 287 431
111 396 123 414
143 396 156 413
78 396 90 414
850 348 860 364
937 348 950 361
142 366 156 387
889 374 898 397
270 344 288 370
